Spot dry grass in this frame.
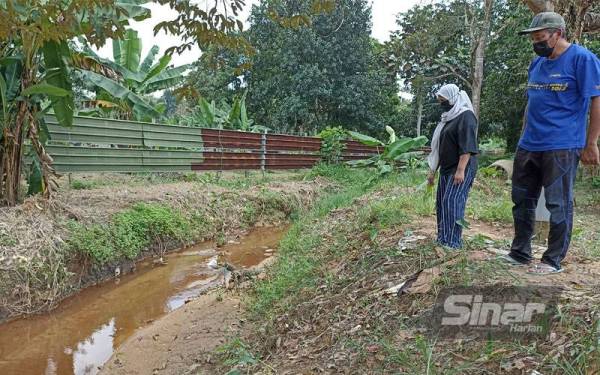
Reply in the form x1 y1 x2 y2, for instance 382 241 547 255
0 173 329 322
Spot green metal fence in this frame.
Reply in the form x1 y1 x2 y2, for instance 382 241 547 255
44 116 204 173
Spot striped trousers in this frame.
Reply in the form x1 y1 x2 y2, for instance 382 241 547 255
436 162 477 249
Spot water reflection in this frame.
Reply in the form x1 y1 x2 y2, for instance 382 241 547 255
0 226 286 375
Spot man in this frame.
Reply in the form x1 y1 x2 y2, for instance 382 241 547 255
502 12 600 274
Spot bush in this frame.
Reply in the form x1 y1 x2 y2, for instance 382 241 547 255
318 126 347 164
68 203 191 265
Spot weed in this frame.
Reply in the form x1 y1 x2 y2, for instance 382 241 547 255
241 204 257 227
70 180 96 190
216 338 258 368
68 203 190 264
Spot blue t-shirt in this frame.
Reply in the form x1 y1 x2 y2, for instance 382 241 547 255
520 44 600 151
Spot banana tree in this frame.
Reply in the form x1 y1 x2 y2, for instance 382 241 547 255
0 0 151 205
347 126 428 176
182 92 269 132
78 29 190 121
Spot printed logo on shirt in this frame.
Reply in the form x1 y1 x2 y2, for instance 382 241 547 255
549 74 562 78
527 82 569 92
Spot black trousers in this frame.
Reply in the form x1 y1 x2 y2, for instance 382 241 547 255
508 148 580 269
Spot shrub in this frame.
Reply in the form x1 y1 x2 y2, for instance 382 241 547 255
68 203 191 265
318 126 347 164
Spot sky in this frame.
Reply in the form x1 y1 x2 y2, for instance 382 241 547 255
96 0 424 66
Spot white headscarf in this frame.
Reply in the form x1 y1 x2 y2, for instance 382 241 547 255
427 84 475 172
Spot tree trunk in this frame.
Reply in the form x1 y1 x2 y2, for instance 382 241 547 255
471 0 494 119
1 100 27 206
416 98 423 137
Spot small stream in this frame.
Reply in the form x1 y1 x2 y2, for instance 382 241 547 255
0 226 287 375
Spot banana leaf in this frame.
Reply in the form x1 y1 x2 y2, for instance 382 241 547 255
140 45 159 74
142 64 189 93
348 131 384 147
42 40 74 127
22 83 71 97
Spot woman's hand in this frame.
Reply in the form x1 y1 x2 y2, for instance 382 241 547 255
427 171 436 186
453 169 465 185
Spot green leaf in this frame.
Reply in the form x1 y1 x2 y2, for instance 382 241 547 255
140 45 159 74
22 83 70 97
142 64 189 93
346 156 378 167
78 70 129 99
42 40 74 127
144 54 172 83
116 1 152 21
0 73 7 123
456 218 471 229
123 29 142 73
386 136 428 160
348 131 384 146
27 156 43 196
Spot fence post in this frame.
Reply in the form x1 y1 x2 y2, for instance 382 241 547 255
260 130 267 176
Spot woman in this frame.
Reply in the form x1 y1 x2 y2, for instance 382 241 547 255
427 84 479 249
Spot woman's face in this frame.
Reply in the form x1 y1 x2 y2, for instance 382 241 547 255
438 95 452 111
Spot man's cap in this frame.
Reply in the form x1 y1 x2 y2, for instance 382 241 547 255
519 12 566 35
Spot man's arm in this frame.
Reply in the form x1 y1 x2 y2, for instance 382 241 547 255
582 97 600 165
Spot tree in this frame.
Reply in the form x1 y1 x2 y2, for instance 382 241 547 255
184 43 248 105
481 0 532 151
523 0 600 41
0 0 251 205
0 0 153 205
387 0 495 120
246 0 399 135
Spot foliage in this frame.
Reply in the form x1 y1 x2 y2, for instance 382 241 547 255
347 127 428 178
68 203 190 264
318 126 347 164
0 0 153 205
176 92 268 132
246 0 401 135
77 29 190 121
386 0 532 148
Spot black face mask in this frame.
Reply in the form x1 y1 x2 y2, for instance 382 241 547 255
533 34 556 57
440 100 453 112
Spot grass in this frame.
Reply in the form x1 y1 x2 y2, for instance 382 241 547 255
222 164 600 374
68 203 192 265
250 166 373 317
63 170 300 192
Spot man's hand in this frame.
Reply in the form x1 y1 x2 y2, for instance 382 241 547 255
582 143 600 165
453 169 465 185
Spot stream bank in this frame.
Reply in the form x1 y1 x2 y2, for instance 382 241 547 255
0 173 329 322
0 226 288 375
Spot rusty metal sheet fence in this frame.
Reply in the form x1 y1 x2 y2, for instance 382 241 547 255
43 116 383 173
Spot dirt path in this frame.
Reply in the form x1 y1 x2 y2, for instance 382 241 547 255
100 291 242 375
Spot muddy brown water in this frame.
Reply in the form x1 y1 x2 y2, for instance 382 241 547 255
0 226 287 375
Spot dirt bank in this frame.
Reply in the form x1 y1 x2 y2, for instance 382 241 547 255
0 172 330 322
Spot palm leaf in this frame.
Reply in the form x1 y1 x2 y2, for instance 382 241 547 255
144 54 171 83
